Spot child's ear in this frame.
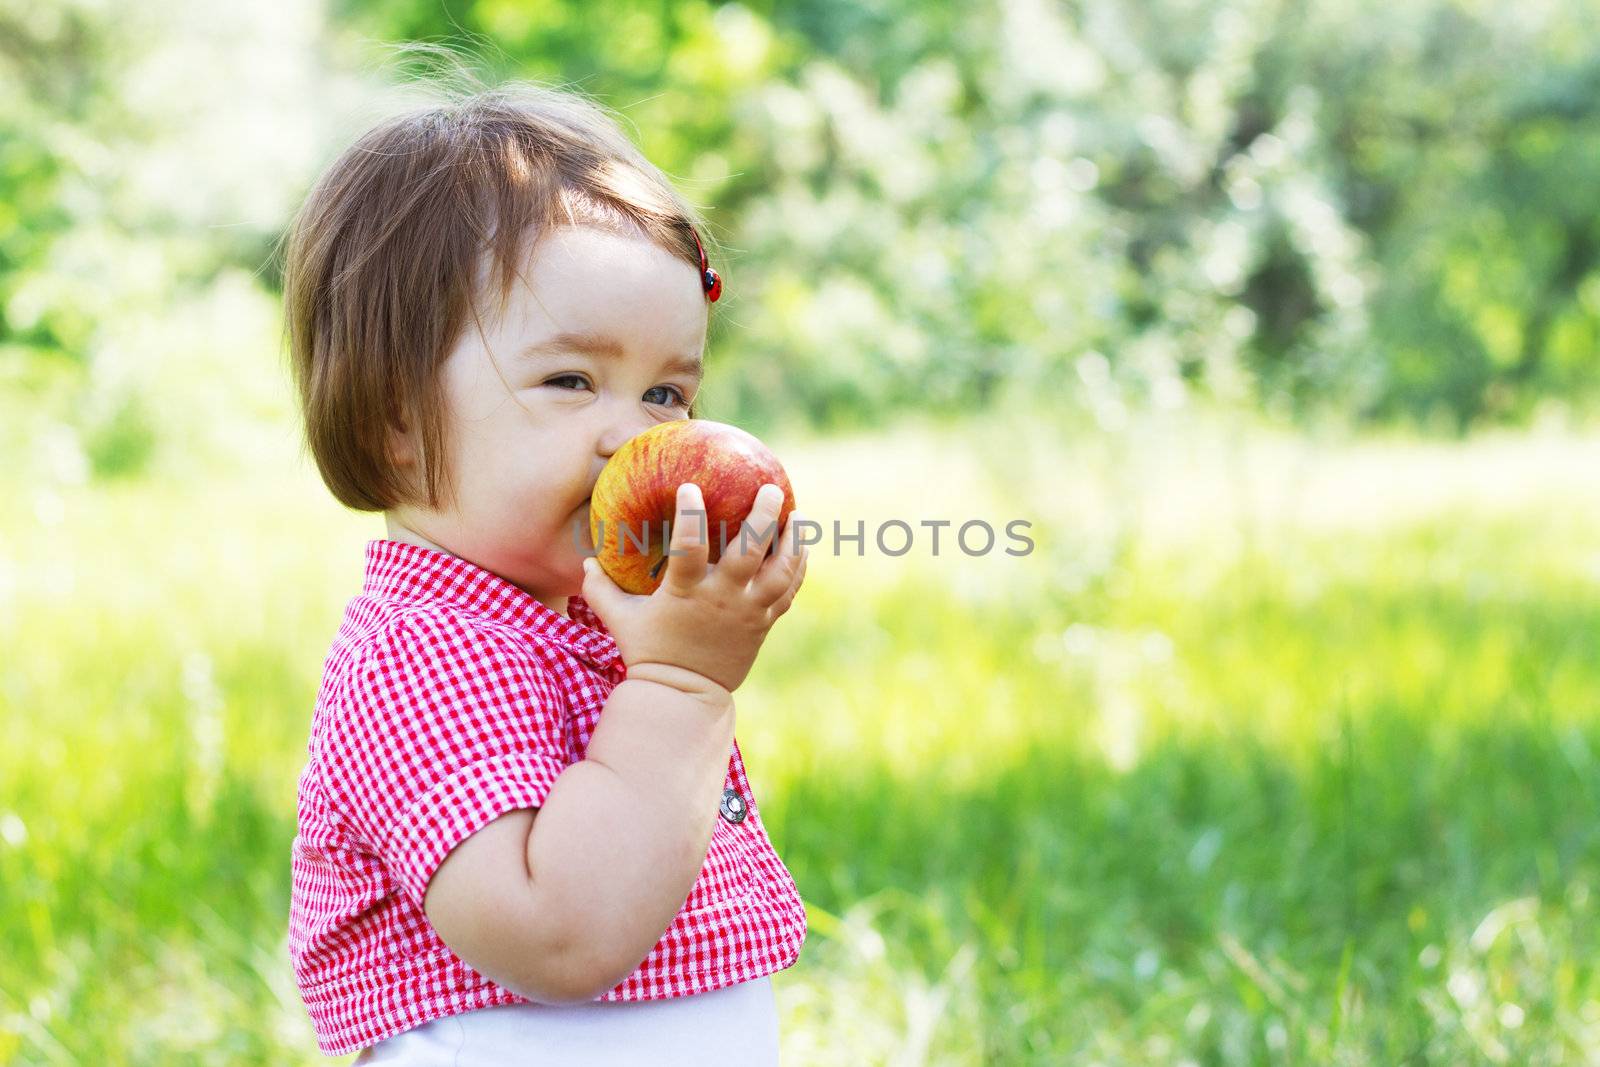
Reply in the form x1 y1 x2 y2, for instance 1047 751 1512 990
386 417 417 469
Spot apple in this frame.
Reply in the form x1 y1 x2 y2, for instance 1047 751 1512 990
588 419 797 594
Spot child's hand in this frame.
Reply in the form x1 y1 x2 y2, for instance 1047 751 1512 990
580 482 808 695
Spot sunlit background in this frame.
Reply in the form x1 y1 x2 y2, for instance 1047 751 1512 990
4 0 1600 1062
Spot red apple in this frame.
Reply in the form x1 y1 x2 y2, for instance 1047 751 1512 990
588 419 797 594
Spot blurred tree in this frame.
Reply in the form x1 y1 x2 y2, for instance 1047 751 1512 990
0 0 135 473
1 0 381 487
4 0 1599 488
318 0 1600 435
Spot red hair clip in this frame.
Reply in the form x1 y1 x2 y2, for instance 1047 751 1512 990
691 228 722 302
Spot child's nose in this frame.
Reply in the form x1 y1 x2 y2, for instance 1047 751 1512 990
596 415 657 458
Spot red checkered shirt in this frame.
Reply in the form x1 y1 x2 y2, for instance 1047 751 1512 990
287 538 807 1055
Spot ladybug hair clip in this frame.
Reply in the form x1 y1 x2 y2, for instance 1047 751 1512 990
691 227 722 302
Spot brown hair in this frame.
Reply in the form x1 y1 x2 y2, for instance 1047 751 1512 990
279 76 716 513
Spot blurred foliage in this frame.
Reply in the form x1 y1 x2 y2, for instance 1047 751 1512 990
3 0 1600 461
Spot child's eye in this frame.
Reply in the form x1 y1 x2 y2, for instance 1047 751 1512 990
545 374 590 390
644 385 690 407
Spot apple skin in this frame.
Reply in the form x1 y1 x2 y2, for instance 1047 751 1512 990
588 419 797 595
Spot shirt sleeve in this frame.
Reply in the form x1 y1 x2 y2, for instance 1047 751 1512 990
316 610 572 909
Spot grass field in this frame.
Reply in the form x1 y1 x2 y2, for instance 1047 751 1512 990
2 405 1598 1064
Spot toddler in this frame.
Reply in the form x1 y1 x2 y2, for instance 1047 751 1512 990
282 82 810 1064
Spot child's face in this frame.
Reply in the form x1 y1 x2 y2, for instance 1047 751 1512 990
385 224 708 610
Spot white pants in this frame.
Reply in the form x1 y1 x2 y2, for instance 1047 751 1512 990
353 976 779 1066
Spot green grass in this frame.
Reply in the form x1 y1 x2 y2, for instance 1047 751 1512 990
2 410 1599 1064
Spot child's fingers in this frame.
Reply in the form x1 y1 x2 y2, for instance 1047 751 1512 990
751 509 805 604
716 484 784 587
660 482 710 594
580 555 624 619
767 542 808 618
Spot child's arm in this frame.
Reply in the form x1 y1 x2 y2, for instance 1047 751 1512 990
426 669 734 1003
422 483 806 1005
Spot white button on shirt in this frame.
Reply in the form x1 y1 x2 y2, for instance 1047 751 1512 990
352 975 780 1066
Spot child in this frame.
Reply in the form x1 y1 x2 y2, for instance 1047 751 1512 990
281 82 810 1064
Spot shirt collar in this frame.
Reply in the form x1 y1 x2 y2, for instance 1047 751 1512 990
361 538 622 674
